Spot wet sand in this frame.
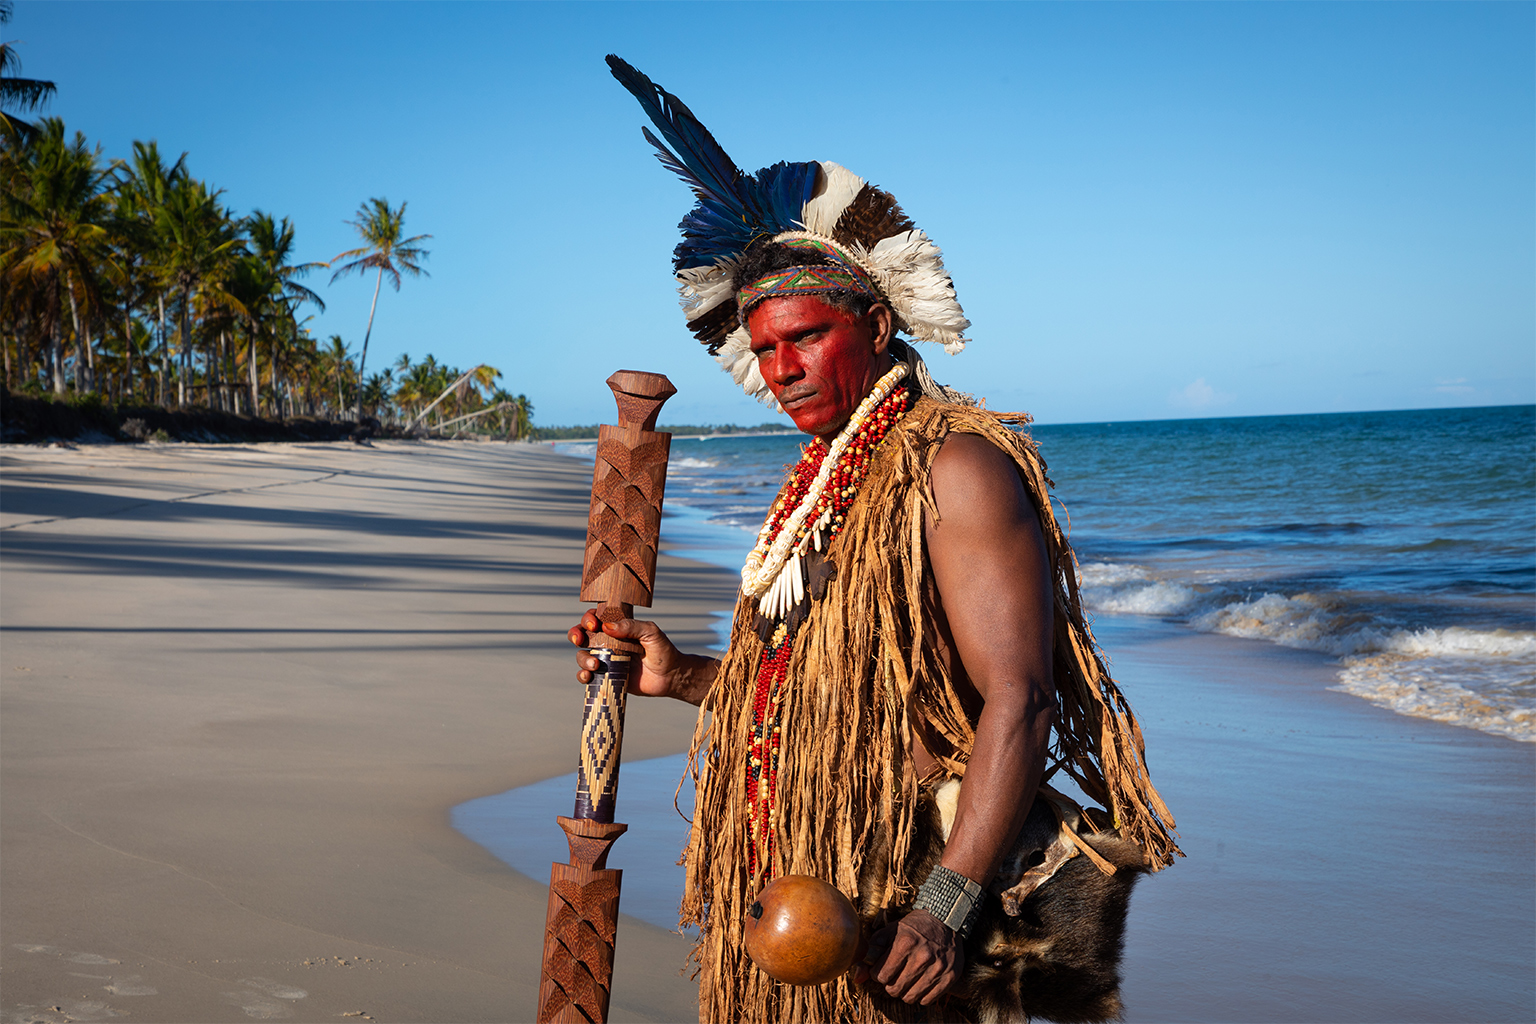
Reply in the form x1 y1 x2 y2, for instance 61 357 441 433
1 440 729 1023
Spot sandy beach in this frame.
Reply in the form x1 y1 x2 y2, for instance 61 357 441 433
1 440 729 1023
3 439 1532 1024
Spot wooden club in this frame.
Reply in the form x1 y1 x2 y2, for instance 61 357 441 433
536 370 676 1024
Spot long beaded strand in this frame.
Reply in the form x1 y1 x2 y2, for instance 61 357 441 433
744 378 913 879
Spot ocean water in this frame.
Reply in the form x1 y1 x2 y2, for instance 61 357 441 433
557 404 1536 742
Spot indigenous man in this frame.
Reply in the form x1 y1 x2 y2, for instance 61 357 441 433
570 58 1178 1023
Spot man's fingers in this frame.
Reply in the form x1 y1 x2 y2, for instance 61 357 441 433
905 959 946 1005
918 968 957 1007
871 931 913 986
603 616 656 640
899 956 949 1005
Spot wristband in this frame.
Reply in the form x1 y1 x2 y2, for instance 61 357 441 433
912 865 984 939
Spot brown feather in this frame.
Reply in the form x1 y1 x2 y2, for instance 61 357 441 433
833 184 916 248
688 300 738 354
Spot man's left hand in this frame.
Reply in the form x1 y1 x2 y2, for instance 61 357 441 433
854 909 963 1006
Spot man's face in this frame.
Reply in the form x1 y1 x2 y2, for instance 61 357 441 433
747 295 887 439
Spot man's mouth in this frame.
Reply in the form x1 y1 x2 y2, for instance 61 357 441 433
778 387 817 409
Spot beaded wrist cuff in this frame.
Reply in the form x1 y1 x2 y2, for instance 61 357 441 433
912 865 985 939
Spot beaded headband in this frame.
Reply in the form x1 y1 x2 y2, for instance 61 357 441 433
736 238 881 323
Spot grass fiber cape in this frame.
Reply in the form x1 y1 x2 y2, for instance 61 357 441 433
681 398 1180 1023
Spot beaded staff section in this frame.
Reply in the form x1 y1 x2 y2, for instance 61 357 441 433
575 652 630 823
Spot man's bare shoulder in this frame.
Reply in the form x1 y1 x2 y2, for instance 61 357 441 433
928 431 1031 526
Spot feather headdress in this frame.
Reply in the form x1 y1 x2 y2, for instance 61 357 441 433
607 56 971 404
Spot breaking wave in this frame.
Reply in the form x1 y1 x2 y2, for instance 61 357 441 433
1078 562 1200 616
1084 578 1536 743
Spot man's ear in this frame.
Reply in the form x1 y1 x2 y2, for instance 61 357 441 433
868 303 895 356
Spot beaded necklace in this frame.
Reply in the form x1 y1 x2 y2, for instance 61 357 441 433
744 367 914 879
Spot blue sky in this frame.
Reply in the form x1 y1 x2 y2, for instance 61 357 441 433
10 1 1533 426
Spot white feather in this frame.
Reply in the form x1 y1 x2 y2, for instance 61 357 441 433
800 161 865 235
712 325 778 405
676 259 737 320
866 230 970 349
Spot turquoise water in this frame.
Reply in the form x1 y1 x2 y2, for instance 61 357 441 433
559 404 1536 740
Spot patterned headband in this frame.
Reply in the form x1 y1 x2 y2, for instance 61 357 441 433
736 238 881 323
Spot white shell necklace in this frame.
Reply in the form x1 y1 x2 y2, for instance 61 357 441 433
742 361 910 612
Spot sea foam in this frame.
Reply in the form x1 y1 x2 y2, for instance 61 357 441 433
1078 562 1199 616
1078 572 1536 742
1192 594 1536 741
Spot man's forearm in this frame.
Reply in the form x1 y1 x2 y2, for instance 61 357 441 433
938 684 1054 885
670 654 720 706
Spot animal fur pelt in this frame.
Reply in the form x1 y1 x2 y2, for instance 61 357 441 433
860 780 1148 1024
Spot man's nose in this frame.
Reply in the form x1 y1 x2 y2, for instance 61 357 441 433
766 343 802 385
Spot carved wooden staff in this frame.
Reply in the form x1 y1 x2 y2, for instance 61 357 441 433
537 370 676 1024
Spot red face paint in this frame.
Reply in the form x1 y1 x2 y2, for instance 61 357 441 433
747 296 884 440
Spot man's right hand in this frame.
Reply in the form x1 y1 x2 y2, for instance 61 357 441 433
568 609 718 706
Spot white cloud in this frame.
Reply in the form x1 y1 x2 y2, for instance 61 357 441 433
1433 377 1475 396
1169 377 1234 410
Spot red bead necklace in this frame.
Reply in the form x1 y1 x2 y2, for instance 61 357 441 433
745 382 912 879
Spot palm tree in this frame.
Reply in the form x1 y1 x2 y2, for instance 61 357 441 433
114 140 187 404
320 334 354 415
242 211 323 414
329 197 430 418
153 174 241 405
490 387 534 440
0 1 56 139
360 368 393 421
0 118 113 395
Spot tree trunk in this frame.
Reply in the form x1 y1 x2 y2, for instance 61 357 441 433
66 273 84 393
16 314 31 390
247 326 260 417
50 278 67 396
157 293 168 406
212 327 222 410
123 309 135 402
354 265 383 421
50 316 65 396
84 314 97 394
177 286 191 408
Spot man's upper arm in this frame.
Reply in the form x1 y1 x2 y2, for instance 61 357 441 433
924 432 1054 703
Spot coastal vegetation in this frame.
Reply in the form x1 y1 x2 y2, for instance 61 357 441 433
0 16 533 442
0 116 530 437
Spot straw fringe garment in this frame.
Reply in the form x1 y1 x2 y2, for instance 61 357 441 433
681 397 1179 1024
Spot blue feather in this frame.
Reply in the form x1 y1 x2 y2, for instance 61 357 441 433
755 162 819 232
608 55 820 270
